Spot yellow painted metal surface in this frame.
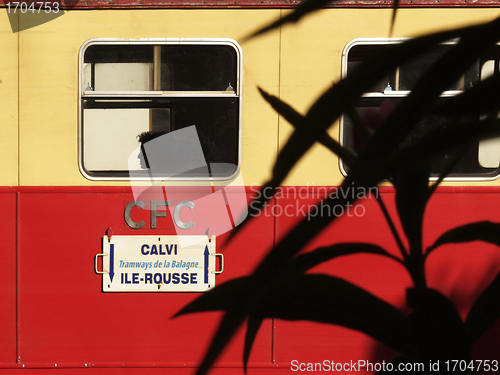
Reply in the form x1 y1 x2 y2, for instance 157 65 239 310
0 10 19 186
278 8 500 186
18 9 280 186
9 7 500 186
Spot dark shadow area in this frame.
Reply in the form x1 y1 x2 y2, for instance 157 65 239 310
2 1 79 33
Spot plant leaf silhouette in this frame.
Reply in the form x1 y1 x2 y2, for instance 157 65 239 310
393 162 430 252
407 288 471 361
245 0 336 40
243 316 263 373
389 0 400 36
246 0 400 40
432 73 500 116
258 87 355 165
231 24 488 242
290 242 404 273
466 271 500 343
182 16 500 375
426 221 500 258
256 274 417 357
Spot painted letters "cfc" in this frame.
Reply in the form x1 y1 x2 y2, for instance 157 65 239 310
124 200 195 230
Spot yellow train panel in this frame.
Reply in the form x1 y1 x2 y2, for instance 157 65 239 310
278 8 500 187
13 7 500 187
18 9 280 186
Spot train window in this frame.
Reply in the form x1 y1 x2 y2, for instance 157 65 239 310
79 39 242 180
340 39 500 180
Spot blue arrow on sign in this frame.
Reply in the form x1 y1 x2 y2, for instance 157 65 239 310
204 245 209 284
109 244 115 282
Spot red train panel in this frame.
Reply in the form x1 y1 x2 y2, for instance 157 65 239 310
1 186 499 372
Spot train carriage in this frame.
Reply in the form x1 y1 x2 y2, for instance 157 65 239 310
2 0 500 373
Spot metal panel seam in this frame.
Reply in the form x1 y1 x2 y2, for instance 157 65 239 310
17 12 19 187
16 191 21 364
0 362 286 369
271 9 283 364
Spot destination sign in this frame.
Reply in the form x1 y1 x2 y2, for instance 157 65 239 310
100 235 218 292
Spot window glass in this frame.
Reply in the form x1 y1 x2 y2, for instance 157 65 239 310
79 40 241 180
346 44 478 92
341 39 500 180
160 45 237 92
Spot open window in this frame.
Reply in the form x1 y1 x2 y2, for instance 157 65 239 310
340 38 500 180
79 39 242 180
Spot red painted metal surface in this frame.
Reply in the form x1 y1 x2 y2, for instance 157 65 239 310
272 188 500 368
0 192 17 365
2 0 500 9
0 369 293 374
3 184 500 194
15 189 273 369
1 185 500 372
